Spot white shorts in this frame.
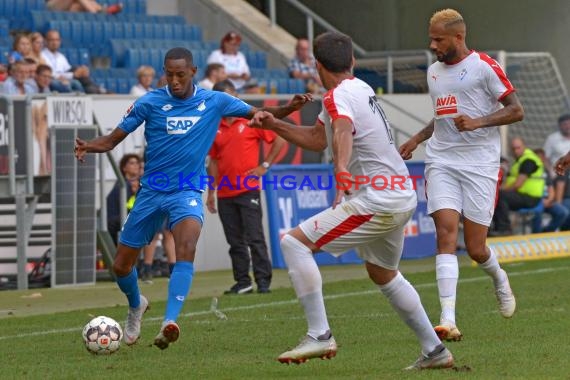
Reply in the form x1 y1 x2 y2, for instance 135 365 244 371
425 163 501 226
299 198 415 270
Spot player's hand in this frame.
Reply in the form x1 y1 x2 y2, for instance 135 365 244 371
399 139 418 160
289 93 313 110
249 111 276 129
74 137 88 162
246 165 267 177
333 169 352 209
453 115 480 132
555 153 570 175
206 191 217 213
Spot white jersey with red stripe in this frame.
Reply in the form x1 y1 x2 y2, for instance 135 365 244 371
317 77 416 212
426 51 515 167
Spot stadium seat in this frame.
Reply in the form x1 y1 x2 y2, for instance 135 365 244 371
0 19 8 38
104 77 118 94
125 49 141 69
116 78 130 94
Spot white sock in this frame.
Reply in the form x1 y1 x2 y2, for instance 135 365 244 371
379 272 441 356
479 247 507 287
436 254 458 325
281 234 330 338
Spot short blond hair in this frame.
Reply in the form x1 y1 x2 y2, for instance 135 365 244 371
430 8 464 27
137 65 155 79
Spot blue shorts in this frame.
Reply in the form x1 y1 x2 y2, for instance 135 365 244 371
119 187 203 248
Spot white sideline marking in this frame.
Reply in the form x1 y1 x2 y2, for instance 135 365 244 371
0 265 567 341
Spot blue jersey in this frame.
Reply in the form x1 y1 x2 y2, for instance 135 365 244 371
119 85 252 192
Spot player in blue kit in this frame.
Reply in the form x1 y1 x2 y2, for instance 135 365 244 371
74 47 311 350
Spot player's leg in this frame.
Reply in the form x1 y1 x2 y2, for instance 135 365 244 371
161 228 176 274
464 219 516 318
115 189 162 345
153 190 203 349
462 167 516 318
239 191 272 293
425 164 463 341
218 195 253 294
356 210 453 369
277 227 336 364
141 233 159 283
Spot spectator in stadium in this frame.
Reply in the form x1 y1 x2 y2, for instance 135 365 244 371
41 29 105 94
198 63 226 90
30 32 48 65
31 100 50 175
130 65 155 97
0 61 38 95
399 8 521 343
207 31 251 91
41 30 85 93
288 38 323 94
74 47 311 350
543 113 570 166
106 153 142 245
249 31 453 370
491 137 544 235
23 58 39 81
8 34 33 64
531 148 568 233
0 64 7 82
46 0 123 14
207 79 283 295
33 64 53 94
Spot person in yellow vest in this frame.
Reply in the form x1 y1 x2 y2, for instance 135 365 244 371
491 137 545 235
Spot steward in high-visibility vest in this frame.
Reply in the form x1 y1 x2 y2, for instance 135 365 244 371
505 148 545 198
491 140 545 235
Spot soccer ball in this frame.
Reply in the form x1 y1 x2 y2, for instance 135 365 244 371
82 316 123 355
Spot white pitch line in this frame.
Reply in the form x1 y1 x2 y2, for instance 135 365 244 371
0 265 567 341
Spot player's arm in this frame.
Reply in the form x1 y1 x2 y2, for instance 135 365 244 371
74 127 129 163
246 136 286 177
454 92 524 131
249 111 327 152
247 93 313 119
331 118 354 208
206 158 219 213
555 152 570 176
399 119 434 160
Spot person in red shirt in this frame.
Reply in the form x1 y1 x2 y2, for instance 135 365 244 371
207 80 285 294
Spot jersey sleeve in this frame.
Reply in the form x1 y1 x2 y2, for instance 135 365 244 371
479 53 515 101
117 97 150 134
323 87 354 131
319 89 354 123
258 128 277 143
216 92 253 118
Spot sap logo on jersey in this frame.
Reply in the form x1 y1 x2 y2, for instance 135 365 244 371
166 117 201 134
435 93 458 118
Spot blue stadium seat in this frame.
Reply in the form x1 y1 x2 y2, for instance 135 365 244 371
70 21 84 45
116 78 130 94
104 77 118 94
255 51 267 69
132 23 144 39
154 24 166 40
172 25 184 40
0 19 8 38
163 24 174 39
125 49 141 69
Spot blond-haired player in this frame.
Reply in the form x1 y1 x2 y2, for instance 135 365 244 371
399 9 523 341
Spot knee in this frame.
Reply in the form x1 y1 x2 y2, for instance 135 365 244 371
112 261 132 277
365 261 397 286
465 240 488 261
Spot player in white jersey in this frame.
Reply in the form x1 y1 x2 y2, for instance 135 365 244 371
250 31 453 370
399 9 523 342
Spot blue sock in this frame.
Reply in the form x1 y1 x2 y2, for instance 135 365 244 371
116 267 141 308
164 261 194 323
